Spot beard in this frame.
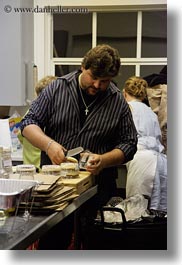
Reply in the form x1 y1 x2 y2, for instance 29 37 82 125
82 85 106 96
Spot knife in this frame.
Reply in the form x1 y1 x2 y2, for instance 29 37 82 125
65 146 84 157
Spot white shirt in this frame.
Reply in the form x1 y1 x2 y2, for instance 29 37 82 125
126 100 167 212
128 101 164 153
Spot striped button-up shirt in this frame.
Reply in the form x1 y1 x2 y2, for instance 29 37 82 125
20 70 137 168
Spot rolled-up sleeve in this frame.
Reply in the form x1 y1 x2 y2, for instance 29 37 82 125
20 81 56 133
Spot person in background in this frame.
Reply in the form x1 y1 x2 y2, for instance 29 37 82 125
144 66 167 154
123 76 167 213
20 44 138 249
18 76 58 171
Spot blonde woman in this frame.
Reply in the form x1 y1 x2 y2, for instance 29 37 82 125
123 76 167 212
18 76 57 171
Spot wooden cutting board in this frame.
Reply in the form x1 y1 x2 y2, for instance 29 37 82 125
59 171 93 194
33 174 61 192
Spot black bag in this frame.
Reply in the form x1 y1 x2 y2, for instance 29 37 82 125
85 207 167 250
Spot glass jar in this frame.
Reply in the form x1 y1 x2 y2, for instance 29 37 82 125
0 146 6 178
1 147 12 177
16 164 36 180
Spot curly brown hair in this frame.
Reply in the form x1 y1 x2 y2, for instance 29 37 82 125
35 75 58 96
81 44 121 78
123 76 148 101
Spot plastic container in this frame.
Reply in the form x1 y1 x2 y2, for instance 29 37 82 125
41 165 61 176
79 150 94 170
60 162 79 178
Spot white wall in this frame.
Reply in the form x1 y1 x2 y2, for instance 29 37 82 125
34 0 166 8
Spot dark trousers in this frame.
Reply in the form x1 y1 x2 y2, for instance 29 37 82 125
38 174 117 250
80 175 118 249
38 214 74 250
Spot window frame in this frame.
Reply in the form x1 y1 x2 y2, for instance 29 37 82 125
34 1 167 79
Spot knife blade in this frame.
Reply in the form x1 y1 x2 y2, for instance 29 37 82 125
65 147 84 157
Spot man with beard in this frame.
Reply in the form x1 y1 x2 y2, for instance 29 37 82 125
20 44 137 249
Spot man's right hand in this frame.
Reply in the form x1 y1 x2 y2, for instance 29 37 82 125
46 141 67 165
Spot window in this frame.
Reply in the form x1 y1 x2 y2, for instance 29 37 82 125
42 5 167 89
97 12 137 58
142 11 167 58
53 13 92 58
